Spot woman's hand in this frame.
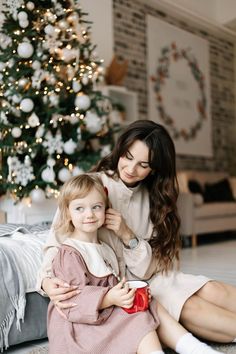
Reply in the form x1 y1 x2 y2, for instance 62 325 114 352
42 277 80 309
104 208 134 244
100 278 136 309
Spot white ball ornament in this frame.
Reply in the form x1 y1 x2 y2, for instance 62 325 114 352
36 125 45 138
0 62 5 71
18 11 28 21
28 112 40 127
37 50 43 58
61 48 76 62
18 77 28 87
4 89 11 97
74 94 91 111
41 167 56 183
47 13 56 23
72 166 84 176
69 115 78 125
58 168 71 183
12 94 21 103
0 111 7 124
30 188 46 203
49 75 56 85
58 20 68 30
19 20 29 28
20 98 34 112
68 13 78 23
44 25 55 36
63 139 77 154
82 76 89 85
32 60 41 70
26 1 35 10
12 13 17 21
11 127 22 138
24 155 31 166
43 95 49 104
8 59 15 68
17 42 34 58
47 158 56 167
72 81 82 93
84 111 102 134
67 66 75 81
49 94 59 106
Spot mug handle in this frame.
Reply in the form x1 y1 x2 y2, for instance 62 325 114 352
137 290 148 310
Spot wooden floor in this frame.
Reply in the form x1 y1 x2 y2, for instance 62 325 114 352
5 239 236 353
180 239 236 287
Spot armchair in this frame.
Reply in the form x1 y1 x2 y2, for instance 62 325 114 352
177 171 236 247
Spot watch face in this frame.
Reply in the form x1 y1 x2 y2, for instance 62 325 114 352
129 238 138 249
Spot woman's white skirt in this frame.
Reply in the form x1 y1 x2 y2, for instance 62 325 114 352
149 271 210 320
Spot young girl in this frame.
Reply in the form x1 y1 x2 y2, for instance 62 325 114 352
47 174 162 354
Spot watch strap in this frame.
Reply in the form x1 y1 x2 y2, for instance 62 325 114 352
123 237 139 249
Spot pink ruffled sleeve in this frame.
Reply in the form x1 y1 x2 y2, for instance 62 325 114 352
52 246 113 324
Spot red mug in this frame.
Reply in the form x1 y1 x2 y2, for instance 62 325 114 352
123 280 149 314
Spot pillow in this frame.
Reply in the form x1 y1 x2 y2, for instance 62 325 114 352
204 179 235 203
188 179 204 196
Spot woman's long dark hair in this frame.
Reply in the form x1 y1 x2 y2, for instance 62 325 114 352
93 120 181 272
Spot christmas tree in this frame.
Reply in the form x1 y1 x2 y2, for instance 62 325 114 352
0 0 116 203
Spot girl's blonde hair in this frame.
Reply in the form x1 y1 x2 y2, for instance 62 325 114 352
53 173 108 240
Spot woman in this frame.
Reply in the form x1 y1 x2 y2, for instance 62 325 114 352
39 120 236 347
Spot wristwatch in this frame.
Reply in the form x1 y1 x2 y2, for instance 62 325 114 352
124 237 139 249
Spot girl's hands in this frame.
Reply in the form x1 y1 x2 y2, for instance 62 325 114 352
101 278 136 309
42 277 80 309
104 208 134 244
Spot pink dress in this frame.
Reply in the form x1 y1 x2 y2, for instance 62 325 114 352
47 240 159 354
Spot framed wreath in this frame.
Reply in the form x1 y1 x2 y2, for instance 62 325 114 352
151 42 207 141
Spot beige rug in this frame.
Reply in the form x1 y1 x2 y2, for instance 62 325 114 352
165 343 236 354
28 343 236 354
28 346 48 354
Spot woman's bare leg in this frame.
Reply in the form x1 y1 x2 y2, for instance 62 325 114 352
155 304 224 353
180 283 236 342
137 330 163 354
196 281 236 313
157 303 188 349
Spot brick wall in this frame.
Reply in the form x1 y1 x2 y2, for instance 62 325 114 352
113 0 236 174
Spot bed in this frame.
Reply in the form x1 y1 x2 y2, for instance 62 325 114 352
0 223 50 351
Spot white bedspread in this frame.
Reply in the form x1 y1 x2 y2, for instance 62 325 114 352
0 227 49 350
3 231 48 292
